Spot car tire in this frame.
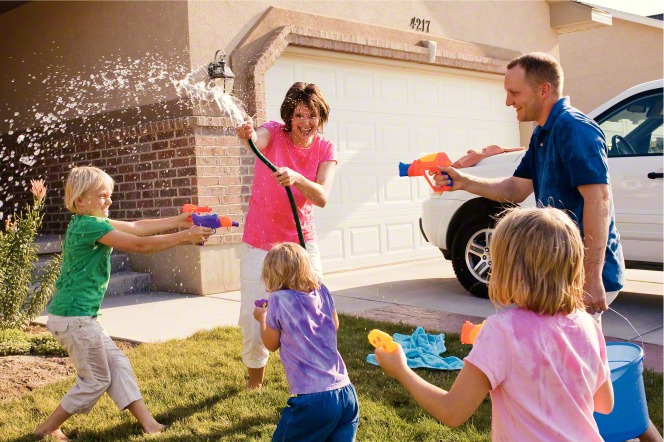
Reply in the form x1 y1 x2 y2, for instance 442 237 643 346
450 216 496 299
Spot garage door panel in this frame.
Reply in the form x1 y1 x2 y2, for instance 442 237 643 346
441 84 468 109
386 223 415 252
412 126 442 151
413 79 441 106
318 228 344 262
344 122 377 152
383 176 414 203
445 128 469 152
342 71 375 100
379 76 409 103
301 66 337 96
381 124 410 152
350 226 381 257
265 51 519 272
346 175 380 205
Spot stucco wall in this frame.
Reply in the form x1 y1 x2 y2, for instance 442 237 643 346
0 1 190 133
559 17 664 113
187 0 558 69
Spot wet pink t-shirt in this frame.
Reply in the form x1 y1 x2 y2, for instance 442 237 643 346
465 308 610 442
243 121 337 250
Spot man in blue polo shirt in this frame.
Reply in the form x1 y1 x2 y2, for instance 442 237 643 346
435 53 662 441
436 52 623 316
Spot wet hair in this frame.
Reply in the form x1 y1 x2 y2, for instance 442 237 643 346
506 52 564 96
280 82 330 133
489 207 585 315
262 242 321 293
64 166 114 214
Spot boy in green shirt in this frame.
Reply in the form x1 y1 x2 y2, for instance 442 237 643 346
35 166 213 441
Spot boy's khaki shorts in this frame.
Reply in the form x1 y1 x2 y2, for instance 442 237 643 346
47 315 142 414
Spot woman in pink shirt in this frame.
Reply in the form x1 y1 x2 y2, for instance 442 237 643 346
235 82 337 390
375 207 614 441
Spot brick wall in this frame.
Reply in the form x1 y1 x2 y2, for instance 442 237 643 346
2 116 249 246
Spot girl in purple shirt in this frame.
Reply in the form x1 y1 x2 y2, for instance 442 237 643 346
253 242 359 442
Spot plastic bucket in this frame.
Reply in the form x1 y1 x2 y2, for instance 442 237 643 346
594 342 649 442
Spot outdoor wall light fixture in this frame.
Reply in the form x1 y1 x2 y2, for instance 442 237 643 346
208 50 235 94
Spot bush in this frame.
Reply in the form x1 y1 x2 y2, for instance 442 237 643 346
29 332 67 356
0 179 61 330
0 328 67 356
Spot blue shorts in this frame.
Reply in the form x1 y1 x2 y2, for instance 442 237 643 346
272 383 359 442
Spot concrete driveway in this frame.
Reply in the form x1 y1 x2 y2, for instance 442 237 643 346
327 257 663 346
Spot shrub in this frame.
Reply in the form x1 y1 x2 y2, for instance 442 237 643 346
29 333 67 356
0 328 67 356
0 180 61 330
0 328 31 356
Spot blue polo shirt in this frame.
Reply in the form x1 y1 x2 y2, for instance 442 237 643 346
513 97 624 292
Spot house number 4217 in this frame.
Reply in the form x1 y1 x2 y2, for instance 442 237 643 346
410 17 431 33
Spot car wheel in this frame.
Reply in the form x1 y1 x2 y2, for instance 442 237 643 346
451 217 496 298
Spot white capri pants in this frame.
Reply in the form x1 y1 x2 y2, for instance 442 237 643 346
239 242 323 368
47 315 142 414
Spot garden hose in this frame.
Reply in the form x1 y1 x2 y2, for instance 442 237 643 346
246 138 306 248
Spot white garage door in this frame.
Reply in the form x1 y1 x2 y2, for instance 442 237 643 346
265 48 520 273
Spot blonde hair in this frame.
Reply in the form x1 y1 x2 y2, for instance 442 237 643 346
262 242 321 293
489 207 585 315
64 166 114 214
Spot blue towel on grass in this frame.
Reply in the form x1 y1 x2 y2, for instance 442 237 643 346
366 326 464 370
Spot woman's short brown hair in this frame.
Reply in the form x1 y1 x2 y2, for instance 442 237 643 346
262 242 321 293
489 207 585 315
280 82 330 133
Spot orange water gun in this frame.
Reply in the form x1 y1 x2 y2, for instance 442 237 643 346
460 320 485 345
368 329 399 353
182 203 213 221
398 152 453 193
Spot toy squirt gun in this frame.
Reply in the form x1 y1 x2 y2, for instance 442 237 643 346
182 204 239 233
399 152 453 193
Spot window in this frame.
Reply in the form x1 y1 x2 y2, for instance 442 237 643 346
597 91 663 158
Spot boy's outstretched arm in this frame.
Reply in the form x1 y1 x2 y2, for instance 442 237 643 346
110 212 193 237
97 225 213 254
375 345 490 427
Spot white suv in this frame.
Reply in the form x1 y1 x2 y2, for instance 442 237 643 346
421 80 663 298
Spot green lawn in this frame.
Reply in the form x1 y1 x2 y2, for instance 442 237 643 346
0 315 661 441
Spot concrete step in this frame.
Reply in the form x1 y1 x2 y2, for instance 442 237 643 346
34 235 63 255
35 252 129 277
106 271 151 297
33 235 157 299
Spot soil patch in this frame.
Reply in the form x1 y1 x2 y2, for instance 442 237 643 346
0 324 138 402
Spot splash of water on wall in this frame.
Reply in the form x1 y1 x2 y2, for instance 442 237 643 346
171 65 246 127
0 52 219 220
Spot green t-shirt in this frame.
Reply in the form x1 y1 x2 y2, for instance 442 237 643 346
48 215 115 317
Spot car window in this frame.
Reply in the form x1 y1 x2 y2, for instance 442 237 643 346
598 91 663 158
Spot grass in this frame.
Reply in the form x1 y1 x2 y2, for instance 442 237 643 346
0 315 661 441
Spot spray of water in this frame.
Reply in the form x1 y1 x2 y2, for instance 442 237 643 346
0 53 248 220
171 65 246 126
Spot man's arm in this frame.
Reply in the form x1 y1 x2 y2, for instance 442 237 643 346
578 183 611 313
435 166 533 204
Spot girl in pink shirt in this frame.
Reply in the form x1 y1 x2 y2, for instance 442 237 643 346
235 82 337 390
375 207 614 441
